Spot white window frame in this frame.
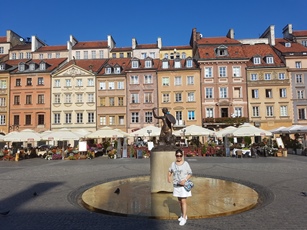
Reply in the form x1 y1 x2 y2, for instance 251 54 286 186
174 76 182 86
187 76 194 85
130 75 139 84
280 105 288 116
162 77 169 86
219 66 226 77
232 66 241 77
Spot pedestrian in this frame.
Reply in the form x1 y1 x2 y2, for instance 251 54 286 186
168 149 192 226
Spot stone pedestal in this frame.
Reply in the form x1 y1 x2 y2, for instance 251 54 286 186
150 150 174 193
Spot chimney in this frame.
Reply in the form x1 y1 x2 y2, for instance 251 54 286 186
132 38 137 49
226 28 235 39
157 37 162 49
282 24 293 40
260 25 275 46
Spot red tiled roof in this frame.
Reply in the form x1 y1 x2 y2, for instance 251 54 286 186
73 41 108 49
198 45 246 59
274 38 307 53
197 37 241 45
36 45 67 52
157 58 198 71
0 37 7 43
242 44 285 67
293 30 307 37
62 59 107 73
98 58 130 74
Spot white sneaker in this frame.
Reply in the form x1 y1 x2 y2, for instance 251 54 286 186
179 217 187 226
178 216 188 221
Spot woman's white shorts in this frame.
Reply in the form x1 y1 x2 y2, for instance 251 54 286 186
173 186 192 198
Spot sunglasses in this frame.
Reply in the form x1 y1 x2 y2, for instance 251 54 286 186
176 155 183 157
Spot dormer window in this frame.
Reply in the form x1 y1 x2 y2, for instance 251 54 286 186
39 62 46 70
0 63 5 70
186 58 193 68
18 62 25 71
105 67 112 74
182 52 186 59
132 60 139 68
215 45 228 56
266 56 274 64
285 42 291 47
174 59 181 68
145 58 152 68
253 57 261 65
29 63 36 71
114 67 121 74
162 59 169 69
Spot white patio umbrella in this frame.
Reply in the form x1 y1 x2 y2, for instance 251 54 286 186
4 129 42 142
278 125 306 134
130 125 161 137
215 126 237 138
173 125 214 136
73 129 92 138
85 126 127 138
269 126 286 134
40 128 80 141
231 123 272 137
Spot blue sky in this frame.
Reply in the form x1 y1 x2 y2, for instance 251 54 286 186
1 0 306 47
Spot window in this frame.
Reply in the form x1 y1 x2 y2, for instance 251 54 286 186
112 53 116 58
266 56 274 64
297 90 304 99
252 106 260 117
84 51 88 59
175 76 182 86
280 106 288 116
38 95 44 104
25 115 31 125
88 93 94 103
164 53 168 59
163 93 170 103
0 97 6 106
205 67 212 78
26 52 31 59
76 51 80 59
145 60 152 68
108 82 115 90
54 94 60 103
175 93 182 102
302 40 307 47
119 116 124 125
186 59 192 67
76 94 83 103
206 108 213 118
296 74 303 83
132 60 139 68
141 53 146 59
144 75 152 84
251 89 259 99
162 77 169 86
26 95 32 104
298 108 306 120
65 94 72 103
13 115 19 125
233 67 241 77
144 92 152 103
54 79 60 87
219 67 226 77
206 88 213 98
39 54 43 59
55 52 59 58
40 62 46 70
131 93 139 103
99 50 104 58
149 52 155 58
88 78 94 86
219 87 227 98
65 113 72 123
188 111 195 120
114 67 121 74
145 111 153 123
174 60 181 68
54 114 60 124
279 88 287 98
0 47 3 54
117 81 124 89
0 80 6 89
295 61 302 68
38 114 44 125
65 79 71 87
187 92 195 102
19 53 24 59
118 97 124 106
251 73 258 81
14 96 20 105
91 51 96 59
99 82 106 90
100 97 106 106
16 79 21 86
38 77 44 85
264 73 271 80
162 60 168 69
88 113 94 123
130 76 139 84
278 73 285 80
77 79 83 87
18 63 25 71
119 53 124 58
105 67 111 74
0 115 6 125
100 116 106 125
29 63 35 71
27 78 32 86
109 116 115 125
253 57 261 64
266 106 274 117
187 76 194 85
109 97 115 106
215 46 228 56
48 53 52 59
76 113 83 123
131 112 139 123
234 107 242 117
0 64 4 70
265 89 272 98
233 87 241 98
